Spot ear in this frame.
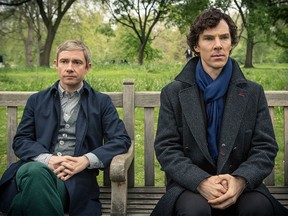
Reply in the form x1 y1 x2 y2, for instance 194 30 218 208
194 45 200 53
85 63 92 75
53 59 58 68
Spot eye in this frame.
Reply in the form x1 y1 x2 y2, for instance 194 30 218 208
220 35 230 40
204 36 213 41
73 60 83 65
60 59 68 64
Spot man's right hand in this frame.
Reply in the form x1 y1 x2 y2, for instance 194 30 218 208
48 155 90 181
48 155 68 172
197 176 228 201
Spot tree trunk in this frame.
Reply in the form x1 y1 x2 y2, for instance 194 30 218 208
39 29 55 67
24 23 34 66
138 43 145 65
244 34 254 68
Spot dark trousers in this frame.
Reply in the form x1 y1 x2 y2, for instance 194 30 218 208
175 190 274 216
8 162 68 216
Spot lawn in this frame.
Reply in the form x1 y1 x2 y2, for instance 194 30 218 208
0 62 287 186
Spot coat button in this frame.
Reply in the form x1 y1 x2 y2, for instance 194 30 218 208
221 143 226 147
184 147 190 152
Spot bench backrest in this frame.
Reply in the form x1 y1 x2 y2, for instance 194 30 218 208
1 79 288 187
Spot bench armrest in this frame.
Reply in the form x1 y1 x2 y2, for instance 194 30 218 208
110 141 134 215
110 140 134 182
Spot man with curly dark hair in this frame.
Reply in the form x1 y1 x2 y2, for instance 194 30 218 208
152 8 288 216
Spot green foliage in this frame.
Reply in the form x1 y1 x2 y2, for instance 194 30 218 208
1 0 287 68
96 24 116 37
167 0 210 33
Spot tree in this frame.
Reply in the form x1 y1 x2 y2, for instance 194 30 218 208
166 0 210 34
0 0 77 67
101 0 182 65
17 1 42 66
36 0 76 67
222 0 272 68
214 0 288 67
268 0 288 48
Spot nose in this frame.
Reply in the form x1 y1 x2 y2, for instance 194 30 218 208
66 62 74 71
214 37 223 50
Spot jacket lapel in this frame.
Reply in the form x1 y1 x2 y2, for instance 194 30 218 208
74 89 88 156
179 86 215 166
217 66 249 172
176 58 215 166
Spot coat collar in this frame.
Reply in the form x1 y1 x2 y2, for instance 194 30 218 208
176 57 249 168
49 80 91 96
175 57 248 87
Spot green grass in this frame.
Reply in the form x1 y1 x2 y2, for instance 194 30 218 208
0 63 287 186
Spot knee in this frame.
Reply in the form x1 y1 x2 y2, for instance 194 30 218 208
176 205 211 216
238 192 273 216
240 202 273 216
16 162 56 186
175 190 211 216
17 162 49 178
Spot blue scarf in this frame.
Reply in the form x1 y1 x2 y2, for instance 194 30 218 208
195 58 232 161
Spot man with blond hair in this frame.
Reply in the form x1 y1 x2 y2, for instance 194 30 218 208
0 40 131 215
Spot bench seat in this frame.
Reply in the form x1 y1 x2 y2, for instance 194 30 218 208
99 186 288 215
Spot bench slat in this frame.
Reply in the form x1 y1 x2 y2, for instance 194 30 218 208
284 107 288 186
144 107 155 186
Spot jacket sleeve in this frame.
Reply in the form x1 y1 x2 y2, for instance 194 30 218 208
90 95 131 168
232 86 278 189
13 94 51 161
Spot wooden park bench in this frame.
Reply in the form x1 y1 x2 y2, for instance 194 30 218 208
0 79 287 215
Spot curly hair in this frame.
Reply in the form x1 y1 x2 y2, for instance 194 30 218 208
187 8 238 56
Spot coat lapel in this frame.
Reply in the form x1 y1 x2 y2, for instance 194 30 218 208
179 86 215 166
217 82 249 172
74 91 88 156
176 57 215 166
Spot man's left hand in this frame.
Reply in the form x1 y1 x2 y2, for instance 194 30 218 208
53 156 90 181
207 174 247 209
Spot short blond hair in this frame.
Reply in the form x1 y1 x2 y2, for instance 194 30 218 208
56 40 91 69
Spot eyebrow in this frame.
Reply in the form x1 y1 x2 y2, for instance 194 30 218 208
202 33 230 37
59 58 83 62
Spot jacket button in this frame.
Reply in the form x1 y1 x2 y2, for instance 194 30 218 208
184 147 190 151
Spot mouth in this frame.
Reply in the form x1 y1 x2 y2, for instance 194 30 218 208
211 54 226 60
211 54 225 57
64 76 76 79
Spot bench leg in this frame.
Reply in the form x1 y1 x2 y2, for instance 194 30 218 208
111 181 128 216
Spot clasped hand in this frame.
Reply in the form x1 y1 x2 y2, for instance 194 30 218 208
197 174 246 209
48 155 90 181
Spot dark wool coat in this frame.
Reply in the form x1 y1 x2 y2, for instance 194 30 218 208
152 57 288 215
0 80 131 215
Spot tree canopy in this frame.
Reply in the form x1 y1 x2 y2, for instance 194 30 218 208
0 0 287 67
